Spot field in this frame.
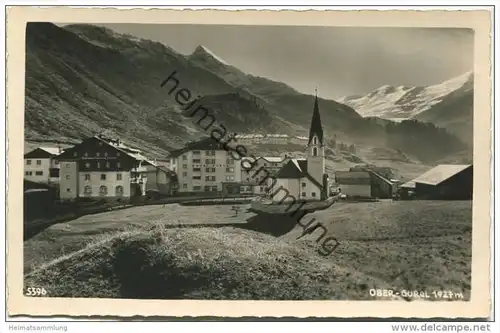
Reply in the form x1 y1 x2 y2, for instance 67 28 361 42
24 200 472 300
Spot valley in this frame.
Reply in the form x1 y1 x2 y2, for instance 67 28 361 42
25 22 472 172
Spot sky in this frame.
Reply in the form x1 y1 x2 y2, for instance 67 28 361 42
89 24 473 99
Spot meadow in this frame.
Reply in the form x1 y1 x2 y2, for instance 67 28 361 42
24 200 472 300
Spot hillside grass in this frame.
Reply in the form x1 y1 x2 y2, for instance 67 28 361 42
24 200 472 300
25 227 398 300
284 201 472 300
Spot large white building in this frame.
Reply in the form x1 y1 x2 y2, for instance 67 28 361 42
24 147 63 184
169 138 242 193
271 93 329 201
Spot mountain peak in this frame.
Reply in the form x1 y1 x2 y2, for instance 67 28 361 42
191 45 228 65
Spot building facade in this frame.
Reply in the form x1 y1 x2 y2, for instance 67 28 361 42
55 135 159 201
24 147 63 184
169 138 242 194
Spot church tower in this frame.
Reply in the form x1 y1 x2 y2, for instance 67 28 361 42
307 90 326 187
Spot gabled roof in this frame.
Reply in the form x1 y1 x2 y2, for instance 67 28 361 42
56 136 156 165
276 158 323 190
260 156 286 163
411 164 472 186
39 147 62 155
24 147 62 158
169 137 227 158
308 94 324 145
156 166 177 178
336 171 371 185
336 171 371 180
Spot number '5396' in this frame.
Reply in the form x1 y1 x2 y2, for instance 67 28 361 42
25 287 47 296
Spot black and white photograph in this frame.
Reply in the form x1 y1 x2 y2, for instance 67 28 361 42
6 7 493 319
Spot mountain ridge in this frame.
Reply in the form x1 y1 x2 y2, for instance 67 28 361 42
25 22 469 165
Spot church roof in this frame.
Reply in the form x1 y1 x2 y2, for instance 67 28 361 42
275 158 323 190
308 94 324 145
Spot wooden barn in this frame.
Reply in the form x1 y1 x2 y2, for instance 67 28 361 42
335 170 395 199
335 171 371 198
410 164 473 200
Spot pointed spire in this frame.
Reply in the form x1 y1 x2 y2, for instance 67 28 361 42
308 89 324 145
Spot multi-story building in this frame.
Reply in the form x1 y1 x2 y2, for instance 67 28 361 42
169 137 242 193
55 135 175 201
24 147 63 184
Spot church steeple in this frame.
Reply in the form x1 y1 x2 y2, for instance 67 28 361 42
308 89 324 145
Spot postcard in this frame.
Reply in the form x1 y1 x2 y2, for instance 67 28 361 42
6 7 493 318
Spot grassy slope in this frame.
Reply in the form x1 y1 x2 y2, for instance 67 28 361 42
25 201 472 300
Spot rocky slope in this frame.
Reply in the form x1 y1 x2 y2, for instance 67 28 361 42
25 22 468 163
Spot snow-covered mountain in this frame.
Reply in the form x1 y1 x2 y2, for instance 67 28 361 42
338 71 473 121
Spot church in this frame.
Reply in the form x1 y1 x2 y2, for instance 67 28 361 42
271 92 329 201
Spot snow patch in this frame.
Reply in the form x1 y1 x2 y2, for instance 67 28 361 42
339 71 473 120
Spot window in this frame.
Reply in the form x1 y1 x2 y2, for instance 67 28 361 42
26 160 32 165
211 186 218 191
99 185 108 196
313 147 318 156
97 162 101 168
205 159 215 164
302 182 306 188
117 162 121 168
35 171 43 176
66 188 71 192
183 164 188 169
226 159 234 165
104 152 108 157
96 152 100 157
204 186 211 192
73 152 77 157
193 159 201 163
182 184 188 189
205 150 215 156
65 175 70 180
84 185 92 196
182 172 187 177
205 167 215 173
311 192 316 197
105 162 110 168
193 167 201 172
84 174 91 181
117 173 122 181
25 171 32 176
101 174 106 180
66 164 70 168
226 167 234 173
313 137 317 145
36 160 42 165
226 176 235 181
193 186 201 191
115 185 124 197
193 151 201 155
205 176 216 181
193 176 201 180
302 192 306 197
182 155 187 160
